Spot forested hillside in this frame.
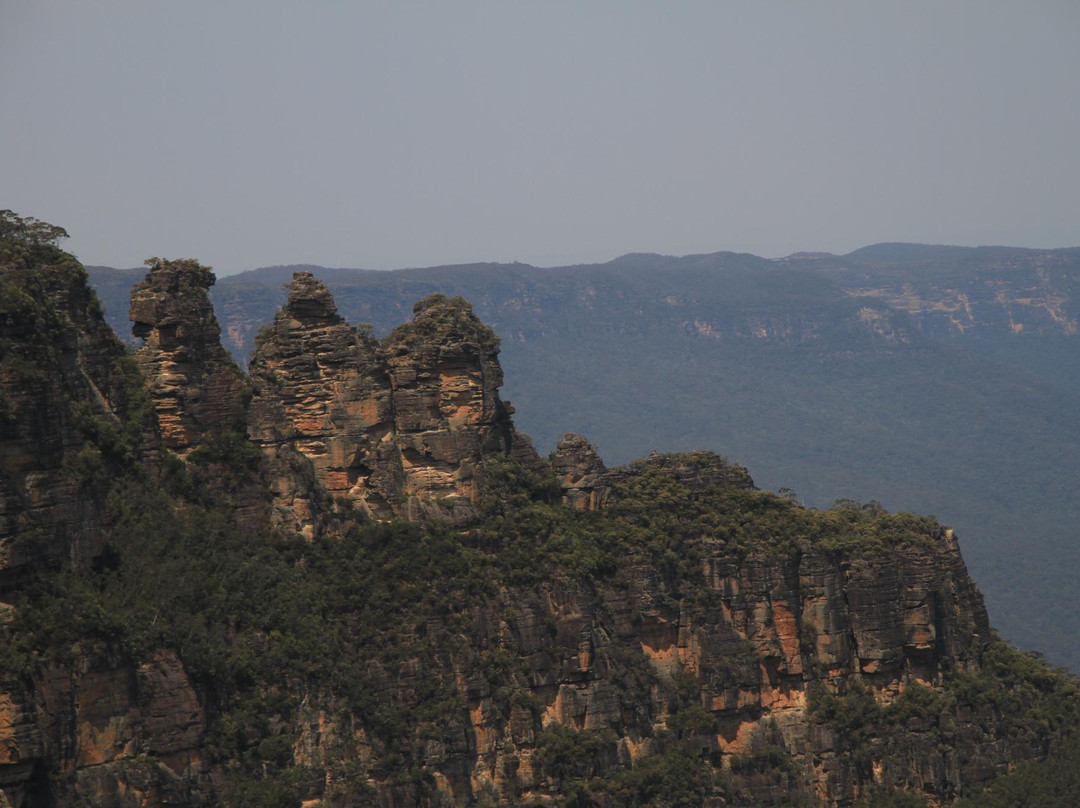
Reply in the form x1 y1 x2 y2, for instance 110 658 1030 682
86 245 1080 669
5 224 1080 805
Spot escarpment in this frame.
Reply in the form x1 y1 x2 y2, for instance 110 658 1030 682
0 252 151 584
278 453 1003 807
3 235 1079 808
0 239 206 805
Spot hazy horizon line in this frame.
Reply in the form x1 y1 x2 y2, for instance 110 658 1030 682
75 239 1080 278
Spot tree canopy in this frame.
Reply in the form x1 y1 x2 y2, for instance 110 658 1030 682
0 209 69 246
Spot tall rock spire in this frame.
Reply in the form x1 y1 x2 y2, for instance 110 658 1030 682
129 258 246 456
247 271 397 535
382 293 530 519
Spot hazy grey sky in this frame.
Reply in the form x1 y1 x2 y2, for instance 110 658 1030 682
3 2 1078 274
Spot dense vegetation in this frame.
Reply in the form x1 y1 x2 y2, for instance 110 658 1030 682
84 250 1080 670
0 209 70 249
7 224 1080 805
3 408 1079 805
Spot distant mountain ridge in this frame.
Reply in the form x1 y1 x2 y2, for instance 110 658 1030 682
87 243 1080 669
88 240 1080 354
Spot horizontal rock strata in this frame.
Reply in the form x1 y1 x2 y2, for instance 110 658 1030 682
130 258 246 457
248 275 539 533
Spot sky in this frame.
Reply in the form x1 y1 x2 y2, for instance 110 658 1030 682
2 2 1079 275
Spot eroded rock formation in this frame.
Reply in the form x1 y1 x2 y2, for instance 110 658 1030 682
383 293 536 521
0 250 205 805
550 433 608 510
0 245 1068 807
247 271 396 534
549 436 754 512
130 258 246 457
248 276 539 533
0 651 204 808
283 510 998 806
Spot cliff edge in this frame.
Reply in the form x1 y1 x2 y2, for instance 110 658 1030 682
0 231 1076 807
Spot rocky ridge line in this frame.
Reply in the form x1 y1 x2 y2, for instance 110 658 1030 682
0 248 1062 807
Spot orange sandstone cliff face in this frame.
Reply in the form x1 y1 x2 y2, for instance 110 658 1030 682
246 271 397 533
0 256 1051 807
397 453 995 806
0 650 205 808
283 499 1000 807
129 258 246 457
247 273 539 533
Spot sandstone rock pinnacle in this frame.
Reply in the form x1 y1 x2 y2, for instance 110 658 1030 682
247 272 397 534
282 269 342 323
383 294 527 518
129 258 246 456
247 280 541 534
550 433 608 510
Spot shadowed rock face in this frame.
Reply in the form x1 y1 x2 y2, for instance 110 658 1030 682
130 259 246 457
0 651 205 808
0 254 206 805
248 276 539 533
0 257 146 584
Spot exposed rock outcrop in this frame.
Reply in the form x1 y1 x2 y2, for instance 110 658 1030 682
550 433 608 510
2 240 1071 808
130 258 246 457
247 271 397 533
287 522 997 806
550 436 754 512
248 277 539 533
383 293 537 521
0 651 204 808
0 245 206 806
